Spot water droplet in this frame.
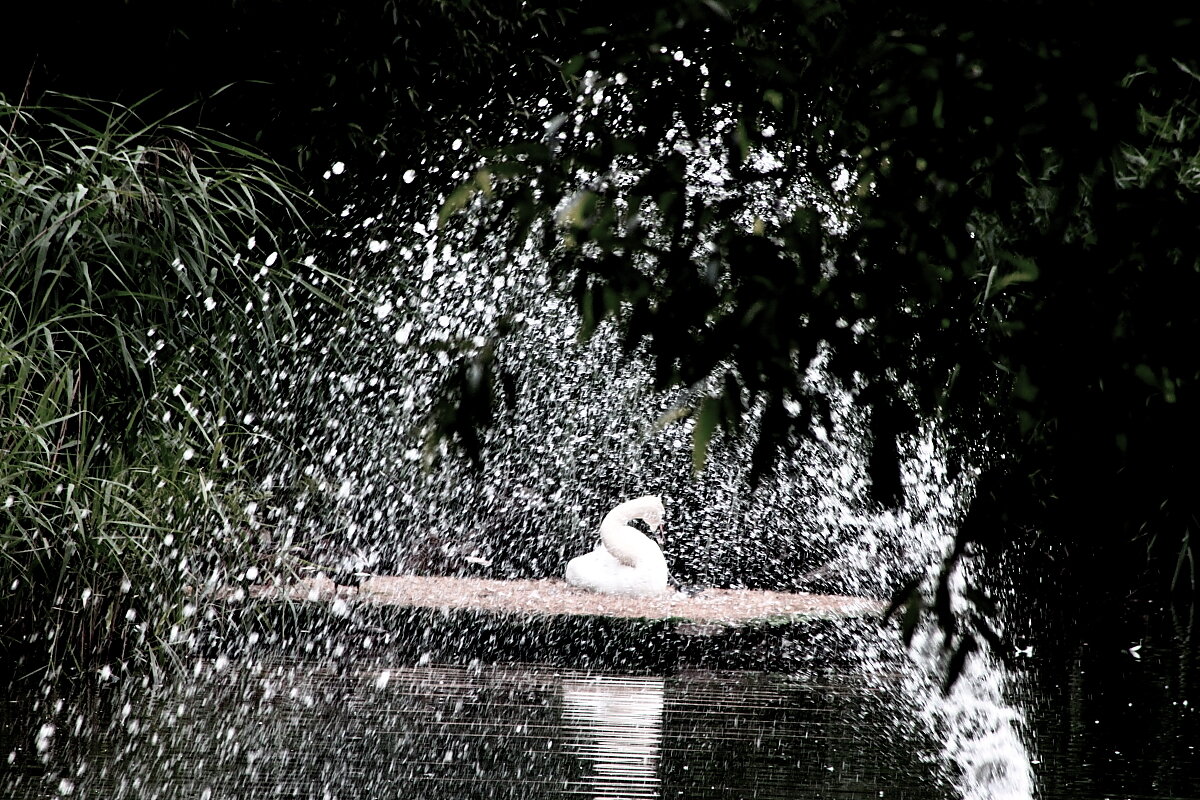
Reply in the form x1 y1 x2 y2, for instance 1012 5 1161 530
35 724 55 753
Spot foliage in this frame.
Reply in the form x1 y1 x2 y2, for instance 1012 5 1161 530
433 3 1200 623
8 2 1199 674
0 96 311 677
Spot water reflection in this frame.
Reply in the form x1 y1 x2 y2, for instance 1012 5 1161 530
562 676 664 799
2 658 944 799
12 629 1191 800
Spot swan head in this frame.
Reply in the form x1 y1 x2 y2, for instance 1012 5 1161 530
629 495 665 531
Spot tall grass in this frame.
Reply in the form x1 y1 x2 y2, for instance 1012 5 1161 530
0 95 317 680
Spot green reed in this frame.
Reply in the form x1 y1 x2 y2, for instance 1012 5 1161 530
0 95 318 679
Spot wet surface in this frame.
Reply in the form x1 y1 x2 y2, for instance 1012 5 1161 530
3 602 1196 800
3 657 945 799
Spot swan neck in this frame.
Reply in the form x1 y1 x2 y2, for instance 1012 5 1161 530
600 497 661 531
599 505 663 569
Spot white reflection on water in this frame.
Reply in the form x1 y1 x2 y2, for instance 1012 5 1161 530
561 675 665 799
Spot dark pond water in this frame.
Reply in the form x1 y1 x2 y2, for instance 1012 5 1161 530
3 658 945 799
2 602 1196 799
1015 598 1200 800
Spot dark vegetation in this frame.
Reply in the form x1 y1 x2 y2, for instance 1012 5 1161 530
434 2 1200 661
3 1 1197 674
0 99 315 676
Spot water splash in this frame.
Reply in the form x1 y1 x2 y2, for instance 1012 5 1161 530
0 175 1038 800
202 87 1042 793
830 442 1036 800
232 191 1036 799
0 75 1040 799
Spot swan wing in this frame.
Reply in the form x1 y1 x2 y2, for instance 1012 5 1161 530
565 545 668 597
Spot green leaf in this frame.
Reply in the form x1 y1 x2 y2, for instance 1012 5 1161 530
1134 363 1158 387
883 576 923 622
473 169 494 198
558 190 597 228
693 395 719 473
701 0 733 21
438 183 477 229
900 596 921 647
987 252 1040 297
562 53 586 78
943 634 978 693
1013 367 1038 402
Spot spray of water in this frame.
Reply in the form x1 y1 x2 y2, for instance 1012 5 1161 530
224 139 1039 798
2 69 1038 800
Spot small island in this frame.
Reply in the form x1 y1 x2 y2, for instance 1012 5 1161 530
342 574 883 627
230 573 886 672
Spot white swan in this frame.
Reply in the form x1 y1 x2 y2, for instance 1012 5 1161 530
565 495 669 596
